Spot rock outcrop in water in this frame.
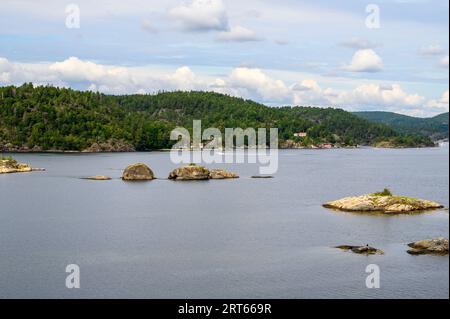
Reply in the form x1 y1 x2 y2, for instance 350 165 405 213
335 245 384 255
251 175 274 179
122 163 155 181
168 164 211 180
407 238 449 255
168 164 239 180
0 158 33 174
209 169 239 180
323 189 443 214
83 175 112 181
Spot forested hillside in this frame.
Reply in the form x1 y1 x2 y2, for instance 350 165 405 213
0 84 434 151
354 111 449 141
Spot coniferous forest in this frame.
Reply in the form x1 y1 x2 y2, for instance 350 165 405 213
0 84 435 151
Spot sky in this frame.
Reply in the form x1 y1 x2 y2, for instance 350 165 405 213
0 0 448 117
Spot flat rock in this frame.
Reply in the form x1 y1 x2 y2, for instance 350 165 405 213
122 163 155 181
83 175 112 181
323 193 443 214
168 164 210 181
407 238 449 255
336 245 384 255
209 169 239 179
251 175 274 179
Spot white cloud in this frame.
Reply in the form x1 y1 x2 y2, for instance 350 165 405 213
0 57 206 94
289 80 425 111
50 57 131 83
343 49 383 73
0 56 443 116
169 0 228 31
426 90 449 112
214 67 290 102
167 66 199 90
0 57 65 86
217 26 262 42
291 79 328 105
211 68 425 111
328 84 424 109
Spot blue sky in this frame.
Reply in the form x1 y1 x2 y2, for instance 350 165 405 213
0 0 448 116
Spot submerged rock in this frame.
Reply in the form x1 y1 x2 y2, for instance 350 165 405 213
335 245 384 255
83 175 112 181
251 175 274 179
323 190 443 214
168 164 210 181
122 163 154 181
407 238 449 255
0 158 33 174
209 169 239 179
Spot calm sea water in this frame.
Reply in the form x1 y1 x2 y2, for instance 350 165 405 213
0 145 448 299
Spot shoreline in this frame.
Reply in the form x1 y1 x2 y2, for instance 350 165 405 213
0 144 444 154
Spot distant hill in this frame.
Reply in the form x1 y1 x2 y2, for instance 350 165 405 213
0 84 434 151
354 111 449 141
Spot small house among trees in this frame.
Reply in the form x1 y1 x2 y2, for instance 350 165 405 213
294 132 307 138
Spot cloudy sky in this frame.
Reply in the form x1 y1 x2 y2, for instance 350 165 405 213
0 0 448 116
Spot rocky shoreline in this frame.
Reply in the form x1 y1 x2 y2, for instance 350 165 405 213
1 142 440 153
0 139 135 153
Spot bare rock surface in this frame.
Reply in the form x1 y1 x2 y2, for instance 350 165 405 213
335 245 384 255
122 163 155 181
323 189 443 214
0 158 33 174
168 164 211 180
83 175 112 181
209 169 239 179
407 238 449 255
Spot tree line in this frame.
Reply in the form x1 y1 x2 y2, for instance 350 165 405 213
0 84 434 151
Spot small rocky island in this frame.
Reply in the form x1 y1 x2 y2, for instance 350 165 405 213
323 189 443 214
122 163 155 181
335 245 384 255
407 238 449 255
169 164 239 181
0 156 38 174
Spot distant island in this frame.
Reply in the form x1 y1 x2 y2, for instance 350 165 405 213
0 84 438 152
